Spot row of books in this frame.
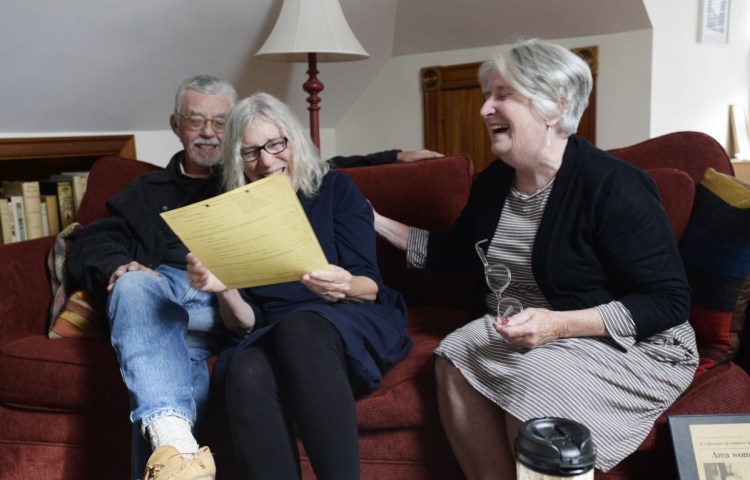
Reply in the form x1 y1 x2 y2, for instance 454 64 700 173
0 172 88 244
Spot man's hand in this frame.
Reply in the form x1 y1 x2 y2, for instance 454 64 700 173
107 261 160 293
396 149 444 163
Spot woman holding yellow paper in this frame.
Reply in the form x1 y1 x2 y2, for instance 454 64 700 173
186 91 411 480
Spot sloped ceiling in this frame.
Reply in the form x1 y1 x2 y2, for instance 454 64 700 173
0 0 649 134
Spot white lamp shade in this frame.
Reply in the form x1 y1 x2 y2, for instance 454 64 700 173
256 0 369 62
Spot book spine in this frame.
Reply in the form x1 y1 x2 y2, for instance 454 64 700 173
2 181 44 240
21 182 44 240
40 202 50 236
42 194 61 236
0 198 13 244
9 195 26 241
57 182 76 229
71 175 85 212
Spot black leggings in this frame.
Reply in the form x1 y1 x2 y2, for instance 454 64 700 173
225 312 360 480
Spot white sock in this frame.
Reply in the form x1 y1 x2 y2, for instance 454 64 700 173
146 416 199 454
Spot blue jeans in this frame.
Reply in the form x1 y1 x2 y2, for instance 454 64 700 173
106 264 225 479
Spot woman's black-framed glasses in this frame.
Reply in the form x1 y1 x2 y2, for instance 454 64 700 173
240 137 289 163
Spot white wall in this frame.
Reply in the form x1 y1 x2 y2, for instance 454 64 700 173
5 0 748 163
125 1 750 164
643 0 750 153
334 0 750 157
133 131 182 167
334 30 653 157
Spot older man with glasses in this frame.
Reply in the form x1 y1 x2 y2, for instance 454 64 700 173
68 75 234 480
67 74 441 480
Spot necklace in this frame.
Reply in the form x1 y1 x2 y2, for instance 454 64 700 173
512 176 555 197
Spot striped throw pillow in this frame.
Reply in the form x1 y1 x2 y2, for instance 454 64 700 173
48 289 105 338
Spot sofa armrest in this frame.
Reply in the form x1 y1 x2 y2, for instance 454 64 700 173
0 236 55 343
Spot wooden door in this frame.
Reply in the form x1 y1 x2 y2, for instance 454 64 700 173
422 46 598 172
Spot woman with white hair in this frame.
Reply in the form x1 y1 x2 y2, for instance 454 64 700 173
187 92 411 479
374 38 698 477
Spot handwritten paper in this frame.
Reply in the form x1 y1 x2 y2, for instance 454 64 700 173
160 174 328 289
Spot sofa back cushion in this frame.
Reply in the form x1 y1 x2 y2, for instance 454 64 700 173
644 168 695 242
76 156 160 225
608 131 734 182
341 154 478 309
75 154 478 311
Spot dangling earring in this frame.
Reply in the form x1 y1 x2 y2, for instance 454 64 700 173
545 125 552 147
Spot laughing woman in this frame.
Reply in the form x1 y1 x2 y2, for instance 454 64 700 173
186 92 411 480
373 38 698 478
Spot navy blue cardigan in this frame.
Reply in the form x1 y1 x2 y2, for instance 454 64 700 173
425 135 690 340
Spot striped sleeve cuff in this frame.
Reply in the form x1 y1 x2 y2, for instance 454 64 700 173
596 301 637 350
405 227 429 269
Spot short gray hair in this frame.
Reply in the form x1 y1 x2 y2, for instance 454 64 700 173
173 75 238 115
479 38 592 136
221 92 328 197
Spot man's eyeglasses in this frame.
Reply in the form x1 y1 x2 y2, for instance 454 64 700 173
176 112 227 133
240 137 289 163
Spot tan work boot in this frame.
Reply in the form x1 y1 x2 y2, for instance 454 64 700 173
143 445 216 480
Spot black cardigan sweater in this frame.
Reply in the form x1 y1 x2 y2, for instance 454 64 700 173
67 152 223 299
425 135 690 340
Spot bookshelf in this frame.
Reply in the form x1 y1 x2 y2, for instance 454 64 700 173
0 135 136 181
0 135 137 243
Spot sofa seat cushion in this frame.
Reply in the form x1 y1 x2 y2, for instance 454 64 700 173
0 308 473 427
356 307 472 430
0 336 127 413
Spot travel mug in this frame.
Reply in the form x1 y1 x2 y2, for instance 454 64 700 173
515 417 596 480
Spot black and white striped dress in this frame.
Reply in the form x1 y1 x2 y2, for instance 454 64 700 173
412 181 698 472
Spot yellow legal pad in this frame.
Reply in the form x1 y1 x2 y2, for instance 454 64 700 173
160 174 328 289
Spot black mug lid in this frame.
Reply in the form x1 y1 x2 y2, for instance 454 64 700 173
515 417 597 476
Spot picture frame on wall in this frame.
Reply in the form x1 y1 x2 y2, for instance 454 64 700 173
699 0 731 44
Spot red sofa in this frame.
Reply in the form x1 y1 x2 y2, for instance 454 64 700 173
1 131 749 479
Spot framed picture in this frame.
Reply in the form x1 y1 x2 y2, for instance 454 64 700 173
669 414 750 480
699 0 731 44
730 105 750 160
